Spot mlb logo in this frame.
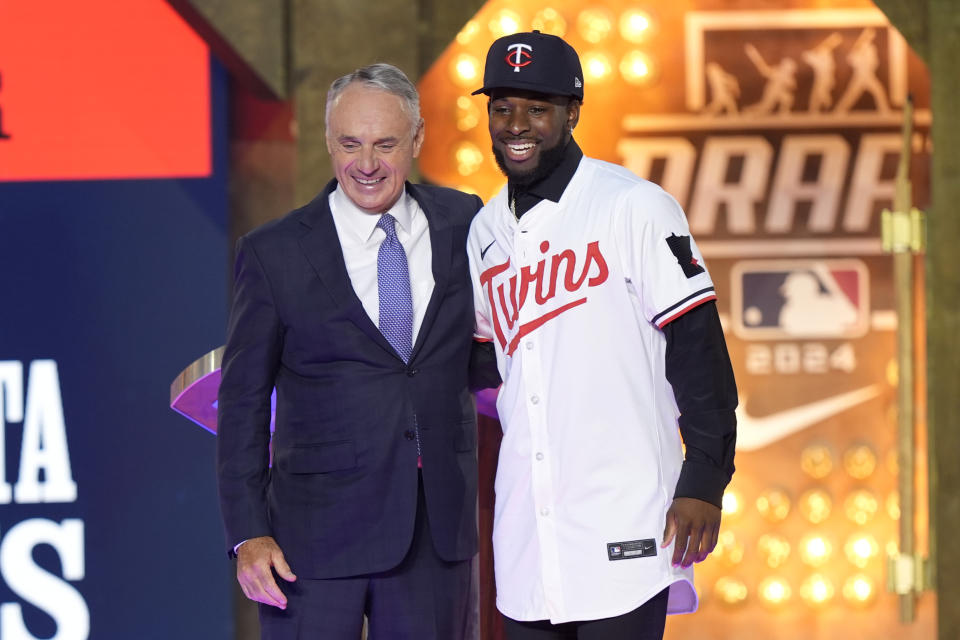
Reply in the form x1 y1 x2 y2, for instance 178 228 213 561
730 259 870 340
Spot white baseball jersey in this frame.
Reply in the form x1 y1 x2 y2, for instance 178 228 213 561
467 157 716 624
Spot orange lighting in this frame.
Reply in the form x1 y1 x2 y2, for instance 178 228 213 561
714 530 744 566
756 488 791 522
619 9 655 43
800 574 835 606
844 534 879 568
757 534 791 568
455 141 485 176
457 20 481 45
844 489 879 525
455 96 482 132
843 574 877 606
843 444 877 479
721 489 742 518
620 50 656 86
531 7 567 36
576 8 613 43
489 9 522 38
799 489 833 524
714 576 749 606
800 444 834 479
887 491 901 520
582 51 612 81
800 534 833 567
450 54 482 87
759 577 792 608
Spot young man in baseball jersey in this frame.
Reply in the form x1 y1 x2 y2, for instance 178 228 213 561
467 31 738 639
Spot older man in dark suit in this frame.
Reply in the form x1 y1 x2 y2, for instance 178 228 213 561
216 63 493 639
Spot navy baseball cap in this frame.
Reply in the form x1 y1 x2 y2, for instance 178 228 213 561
472 30 584 100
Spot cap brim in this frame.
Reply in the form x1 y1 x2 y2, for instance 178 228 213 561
471 80 581 99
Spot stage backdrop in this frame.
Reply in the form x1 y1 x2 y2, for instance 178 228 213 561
420 1 933 639
0 1 231 638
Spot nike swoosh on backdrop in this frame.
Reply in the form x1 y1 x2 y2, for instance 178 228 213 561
480 240 496 260
736 384 883 451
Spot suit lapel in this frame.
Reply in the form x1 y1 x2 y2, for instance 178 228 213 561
297 180 397 358
409 183 452 362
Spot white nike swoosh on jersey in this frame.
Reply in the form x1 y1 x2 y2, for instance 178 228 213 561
736 384 883 451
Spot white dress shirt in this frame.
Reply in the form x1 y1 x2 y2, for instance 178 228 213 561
329 185 434 341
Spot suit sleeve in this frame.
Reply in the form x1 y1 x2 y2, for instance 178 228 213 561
664 301 738 508
216 235 283 556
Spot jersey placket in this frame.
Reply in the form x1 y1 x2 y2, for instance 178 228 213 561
513 209 567 617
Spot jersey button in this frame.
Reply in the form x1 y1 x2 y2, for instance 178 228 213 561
535 452 544 461
525 341 534 350
530 395 539 405
403 429 416 441
540 507 550 516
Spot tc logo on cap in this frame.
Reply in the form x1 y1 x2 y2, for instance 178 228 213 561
505 43 533 72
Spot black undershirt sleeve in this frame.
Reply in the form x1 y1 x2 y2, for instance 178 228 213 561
468 340 502 392
663 301 738 508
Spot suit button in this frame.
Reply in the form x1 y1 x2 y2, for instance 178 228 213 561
407 368 418 377
404 429 416 440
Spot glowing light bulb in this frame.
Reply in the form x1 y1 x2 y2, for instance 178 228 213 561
799 488 832 524
619 9 654 43
455 96 480 132
454 141 484 176
456 20 480 45
757 534 791 568
887 491 900 520
800 444 834 479
843 443 877 479
450 54 480 88
532 7 567 37
577 8 613 43
844 489 879 525
714 576 748 606
714 530 744 566
800 533 833 567
581 51 612 81
489 10 522 39
756 488 791 523
800 574 835 606
620 50 655 86
721 489 742 517
843 574 876 606
844 534 879 568
759 577 791 607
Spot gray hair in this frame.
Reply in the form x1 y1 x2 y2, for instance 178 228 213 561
325 63 421 134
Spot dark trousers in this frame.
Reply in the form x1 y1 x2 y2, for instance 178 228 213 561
258 473 472 640
502 588 669 640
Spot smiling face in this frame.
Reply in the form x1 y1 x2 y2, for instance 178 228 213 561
488 89 580 185
326 84 424 213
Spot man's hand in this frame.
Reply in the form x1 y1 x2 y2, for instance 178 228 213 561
236 536 297 609
661 497 721 568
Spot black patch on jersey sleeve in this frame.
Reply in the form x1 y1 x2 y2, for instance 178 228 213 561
666 233 706 278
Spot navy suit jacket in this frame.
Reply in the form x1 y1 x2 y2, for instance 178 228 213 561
216 179 484 578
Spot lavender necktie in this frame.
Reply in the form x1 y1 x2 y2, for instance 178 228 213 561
376 214 413 362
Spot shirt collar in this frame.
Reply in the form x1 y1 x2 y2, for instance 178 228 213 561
332 184 415 243
512 138 583 204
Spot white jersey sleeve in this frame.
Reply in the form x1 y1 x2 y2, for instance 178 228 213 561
467 212 496 343
614 183 716 328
